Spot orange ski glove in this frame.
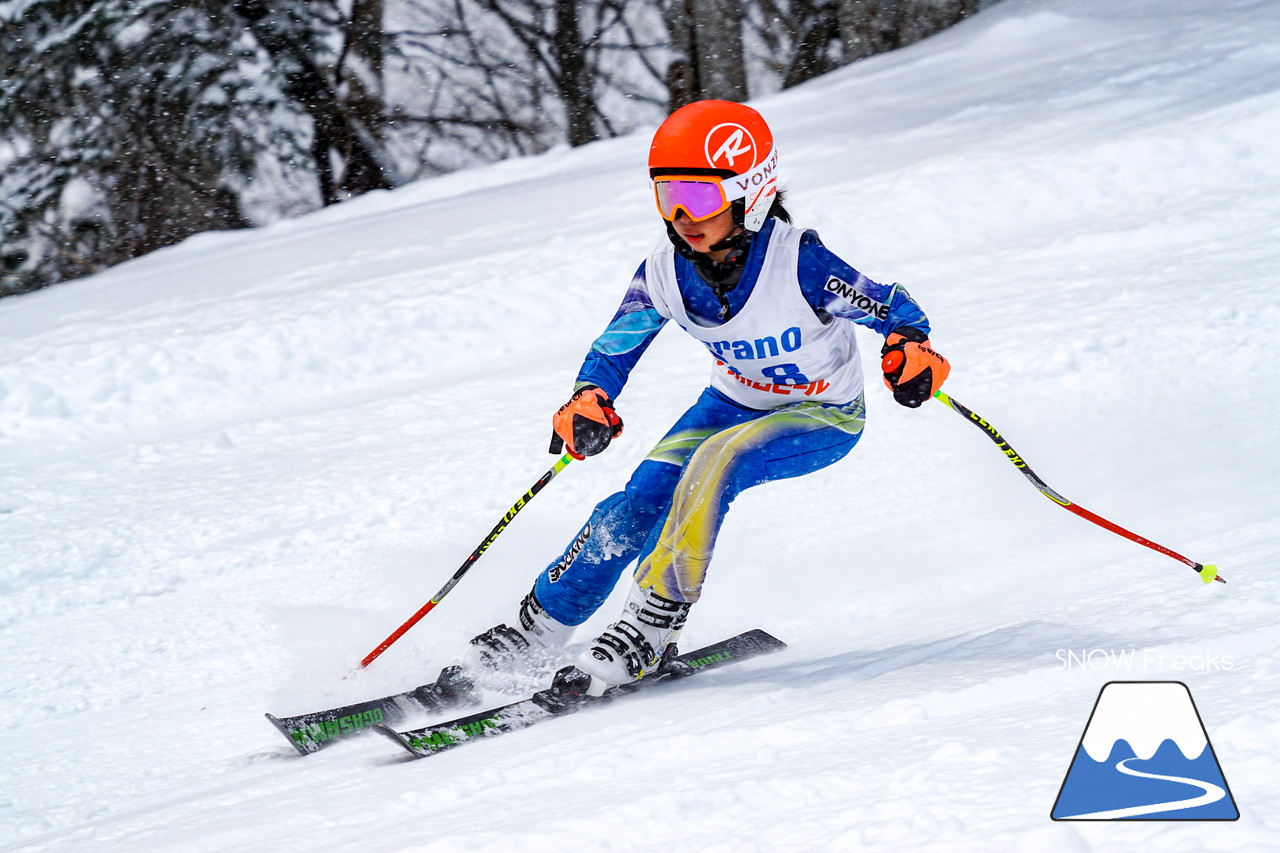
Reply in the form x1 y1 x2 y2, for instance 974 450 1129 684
550 385 623 460
880 328 950 408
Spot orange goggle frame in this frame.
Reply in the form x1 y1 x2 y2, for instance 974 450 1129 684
652 175 746 222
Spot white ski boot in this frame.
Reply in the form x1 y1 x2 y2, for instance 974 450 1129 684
464 589 573 674
575 581 692 695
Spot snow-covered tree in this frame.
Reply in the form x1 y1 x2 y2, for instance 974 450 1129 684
1 0 984 296
389 0 671 175
0 0 403 295
748 0 983 91
0 0 291 295
232 0 401 205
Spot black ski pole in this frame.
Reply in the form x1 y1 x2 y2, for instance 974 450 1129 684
359 453 575 668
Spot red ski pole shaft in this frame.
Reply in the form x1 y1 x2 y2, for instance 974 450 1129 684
359 453 575 668
932 391 1223 584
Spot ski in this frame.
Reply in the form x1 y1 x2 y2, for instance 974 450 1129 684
375 628 786 759
266 665 478 755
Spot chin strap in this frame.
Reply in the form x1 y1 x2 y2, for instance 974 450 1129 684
701 229 753 319
708 228 750 259
663 222 756 320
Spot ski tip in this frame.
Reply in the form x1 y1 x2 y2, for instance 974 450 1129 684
741 628 788 650
265 713 318 757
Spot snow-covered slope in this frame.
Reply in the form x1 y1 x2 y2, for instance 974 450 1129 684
3 0 1279 850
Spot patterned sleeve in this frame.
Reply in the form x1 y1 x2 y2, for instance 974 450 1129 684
574 261 669 400
796 230 931 338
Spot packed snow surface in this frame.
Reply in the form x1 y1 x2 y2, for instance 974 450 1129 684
3 0 1279 850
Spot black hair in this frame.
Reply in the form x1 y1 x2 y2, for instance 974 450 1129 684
768 188 792 224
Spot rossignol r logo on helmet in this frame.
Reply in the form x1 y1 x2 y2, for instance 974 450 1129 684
705 123 756 169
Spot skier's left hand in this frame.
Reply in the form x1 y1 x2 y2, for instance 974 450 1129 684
881 328 950 408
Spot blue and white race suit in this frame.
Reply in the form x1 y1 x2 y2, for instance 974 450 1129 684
535 217 932 621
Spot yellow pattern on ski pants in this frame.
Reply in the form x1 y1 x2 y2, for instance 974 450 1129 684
634 394 866 603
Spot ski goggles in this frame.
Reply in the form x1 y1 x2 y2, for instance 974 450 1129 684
652 176 741 222
651 148 779 222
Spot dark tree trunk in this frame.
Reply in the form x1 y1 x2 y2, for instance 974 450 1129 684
691 0 748 101
341 0 393 194
834 0 981 64
553 0 599 147
234 0 397 205
783 7 840 89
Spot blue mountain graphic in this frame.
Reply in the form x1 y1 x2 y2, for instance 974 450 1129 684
1053 738 1238 820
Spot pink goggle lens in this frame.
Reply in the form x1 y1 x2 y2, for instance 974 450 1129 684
653 179 730 222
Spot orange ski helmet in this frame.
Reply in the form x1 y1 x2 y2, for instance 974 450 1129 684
648 100 779 232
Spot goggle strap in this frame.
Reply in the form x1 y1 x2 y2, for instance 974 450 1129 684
719 148 779 203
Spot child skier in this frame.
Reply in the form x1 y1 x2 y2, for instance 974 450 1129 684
464 99 949 694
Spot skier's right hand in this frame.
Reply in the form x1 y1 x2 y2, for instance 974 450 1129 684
549 385 623 460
